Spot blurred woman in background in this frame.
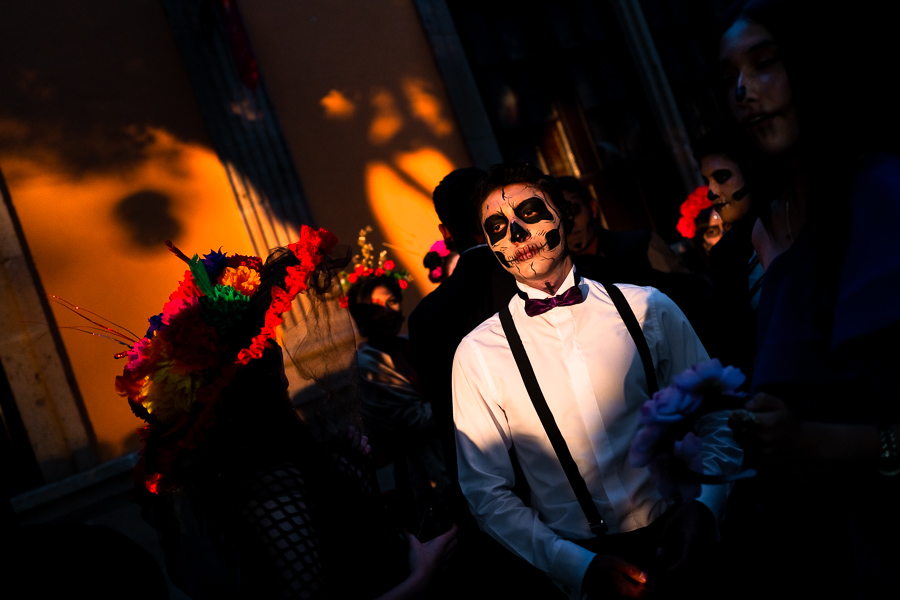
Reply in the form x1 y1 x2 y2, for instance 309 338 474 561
715 0 900 596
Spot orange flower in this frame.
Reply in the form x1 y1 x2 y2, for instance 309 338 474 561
218 266 261 297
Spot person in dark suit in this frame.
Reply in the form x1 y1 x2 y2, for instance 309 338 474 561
408 167 518 485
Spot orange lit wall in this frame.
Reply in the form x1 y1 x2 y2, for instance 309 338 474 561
0 1 472 465
0 2 252 462
238 1 472 303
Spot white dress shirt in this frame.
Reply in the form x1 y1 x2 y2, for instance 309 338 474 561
452 268 742 596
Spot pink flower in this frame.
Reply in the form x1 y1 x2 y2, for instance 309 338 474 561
630 358 747 500
639 386 702 425
672 358 745 396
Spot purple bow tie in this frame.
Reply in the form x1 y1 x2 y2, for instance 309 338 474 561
523 285 585 317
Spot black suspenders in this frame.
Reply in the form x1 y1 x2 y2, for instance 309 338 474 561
498 282 658 536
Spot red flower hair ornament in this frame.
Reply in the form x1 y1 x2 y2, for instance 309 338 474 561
338 226 412 299
676 186 712 239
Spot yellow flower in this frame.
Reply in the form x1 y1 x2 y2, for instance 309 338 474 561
218 266 261 297
140 361 202 423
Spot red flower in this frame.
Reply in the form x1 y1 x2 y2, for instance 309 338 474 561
168 272 202 303
384 260 394 270
347 273 358 283
145 472 162 494
288 225 335 270
284 265 310 296
375 268 384 276
317 229 338 254
677 186 712 239
399 279 408 290
339 296 349 308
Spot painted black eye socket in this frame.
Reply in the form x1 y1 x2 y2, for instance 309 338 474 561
483 214 509 245
486 219 507 234
713 170 733 184
515 198 553 224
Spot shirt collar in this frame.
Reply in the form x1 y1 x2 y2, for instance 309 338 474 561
514 265 579 300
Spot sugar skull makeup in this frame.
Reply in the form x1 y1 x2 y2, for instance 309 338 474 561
480 183 566 284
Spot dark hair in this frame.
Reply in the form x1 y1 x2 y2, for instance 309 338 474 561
713 0 896 181
555 176 592 206
432 167 486 253
346 276 403 337
472 162 575 235
226 244 346 362
691 129 753 166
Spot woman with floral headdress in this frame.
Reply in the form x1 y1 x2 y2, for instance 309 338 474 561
344 236 452 532
119 226 455 599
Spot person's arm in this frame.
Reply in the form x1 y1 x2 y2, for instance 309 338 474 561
358 346 435 433
647 288 744 503
738 155 900 467
452 341 597 597
735 393 886 462
644 289 743 571
375 526 458 600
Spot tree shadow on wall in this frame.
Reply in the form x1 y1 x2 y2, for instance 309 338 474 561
114 190 183 252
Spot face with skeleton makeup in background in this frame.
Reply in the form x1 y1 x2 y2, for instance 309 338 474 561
480 183 569 290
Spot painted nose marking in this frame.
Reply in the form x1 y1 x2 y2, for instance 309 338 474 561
510 221 529 243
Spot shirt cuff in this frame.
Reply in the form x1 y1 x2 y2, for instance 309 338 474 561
549 538 596 599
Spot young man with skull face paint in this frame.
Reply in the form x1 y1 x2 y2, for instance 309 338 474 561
452 163 742 599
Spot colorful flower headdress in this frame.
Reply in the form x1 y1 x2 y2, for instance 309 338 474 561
676 186 712 239
338 226 411 302
108 225 338 493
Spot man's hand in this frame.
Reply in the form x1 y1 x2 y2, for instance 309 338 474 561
406 524 458 588
582 554 650 599
657 500 716 576
730 392 802 460
346 424 372 457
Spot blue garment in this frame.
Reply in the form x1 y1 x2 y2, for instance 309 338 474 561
744 152 900 598
753 153 900 417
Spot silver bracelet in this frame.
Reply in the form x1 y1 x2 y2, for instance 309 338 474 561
878 424 900 476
